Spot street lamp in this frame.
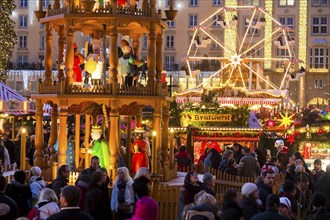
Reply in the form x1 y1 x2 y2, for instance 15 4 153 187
151 131 157 174
20 128 27 170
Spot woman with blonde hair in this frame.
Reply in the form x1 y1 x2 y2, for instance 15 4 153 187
111 166 134 220
27 188 60 220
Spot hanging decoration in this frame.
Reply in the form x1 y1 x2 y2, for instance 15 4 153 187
277 111 295 128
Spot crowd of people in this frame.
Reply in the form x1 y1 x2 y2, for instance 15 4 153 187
176 142 330 220
0 156 159 220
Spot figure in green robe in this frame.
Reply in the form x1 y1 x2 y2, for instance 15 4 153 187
90 126 110 169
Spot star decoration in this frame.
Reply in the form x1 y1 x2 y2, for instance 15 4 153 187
278 111 295 128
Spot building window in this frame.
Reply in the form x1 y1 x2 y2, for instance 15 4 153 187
165 56 175 70
19 15 28 28
189 0 198 7
43 0 50 7
167 21 175 28
189 14 198 27
166 0 170 7
142 35 148 49
20 0 28 8
312 0 328 6
312 17 328 35
279 17 294 34
244 18 260 36
213 0 221 6
19 35 28 49
166 35 174 49
40 35 45 50
314 79 324 88
279 0 295 6
310 48 329 69
17 55 28 66
244 0 259 5
40 23 45 29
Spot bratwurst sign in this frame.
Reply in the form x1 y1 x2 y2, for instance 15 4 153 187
190 114 232 122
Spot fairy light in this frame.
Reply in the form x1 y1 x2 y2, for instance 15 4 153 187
264 0 273 69
309 68 328 73
298 0 307 64
224 0 237 58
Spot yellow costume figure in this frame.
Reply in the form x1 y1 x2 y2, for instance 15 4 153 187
90 126 110 169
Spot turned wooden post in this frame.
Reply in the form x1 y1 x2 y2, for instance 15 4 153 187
44 23 53 86
57 26 65 80
147 22 156 90
155 32 163 95
65 27 74 86
109 20 119 94
75 114 81 169
34 99 44 167
58 106 68 166
109 105 119 181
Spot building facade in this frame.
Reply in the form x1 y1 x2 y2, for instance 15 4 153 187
9 0 330 106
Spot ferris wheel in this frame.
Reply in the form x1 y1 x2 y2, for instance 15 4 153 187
186 6 302 90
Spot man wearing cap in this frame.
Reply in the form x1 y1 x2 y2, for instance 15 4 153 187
305 192 330 220
29 166 46 206
202 173 215 196
278 197 293 219
251 194 290 220
240 182 262 220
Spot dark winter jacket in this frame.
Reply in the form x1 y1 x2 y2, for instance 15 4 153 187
86 183 111 220
317 172 330 212
0 192 19 220
221 199 242 220
50 175 68 199
190 203 220 220
182 182 203 206
256 181 273 210
251 208 290 220
5 180 32 216
133 176 150 202
175 151 192 168
238 154 260 178
46 207 94 220
240 196 262 220
305 208 330 220
202 183 215 197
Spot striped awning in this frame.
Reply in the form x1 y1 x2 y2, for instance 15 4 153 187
176 97 282 105
0 110 35 116
0 81 24 102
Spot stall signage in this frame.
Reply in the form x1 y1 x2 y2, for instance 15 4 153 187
190 114 232 122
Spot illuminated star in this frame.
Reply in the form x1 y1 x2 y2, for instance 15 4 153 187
278 111 295 128
229 53 243 67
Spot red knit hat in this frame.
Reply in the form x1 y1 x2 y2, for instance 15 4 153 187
130 196 158 220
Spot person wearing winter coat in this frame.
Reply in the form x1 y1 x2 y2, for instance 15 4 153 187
5 170 32 216
202 173 215 197
50 164 70 199
182 171 203 206
305 193 330 220
29 166 46 206
240 182 262 220
0 175 18 220
132 167 150 204
317 164 330 212
111 166 134 220
75 174 92 211
221 189 242 220
189 192 220 220
256 169 275 210
0 139 11 170
128 196 158 220
27 188 60 220
238 148 260 178
174 146 192 169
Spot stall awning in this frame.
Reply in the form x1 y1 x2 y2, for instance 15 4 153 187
0 81 24 102
0 110 35 116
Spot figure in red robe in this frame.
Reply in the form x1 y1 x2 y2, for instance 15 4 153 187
72 43 85 84
131 128 149 173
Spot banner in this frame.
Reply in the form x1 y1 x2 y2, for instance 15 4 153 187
183 113 232 122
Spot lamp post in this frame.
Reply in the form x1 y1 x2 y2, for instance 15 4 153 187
20 128 27 170
151 131 157 174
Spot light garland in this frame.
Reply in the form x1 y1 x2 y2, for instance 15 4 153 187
298 0 307 65
263 0 273 69
224 0 237 58
309 68 329 73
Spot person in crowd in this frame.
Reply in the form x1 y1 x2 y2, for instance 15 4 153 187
279 180 298 218
5 170 32 216
317 164 330 212
218 150 233 172
174 146 192 169
198 148 209 164
238 148 260 178
203 148 221 172
182 171 203 206
46 185 93 220
1 133 15 165
257 169 275 210
0 175 18 220
81 156 100 176
202 173 215 196
295 173 313 218
189 192 220 220
305 192 330 220
86 169 111 220
29 166 46 206
278 197 294 220
240 182 262 220
232 143 244 164
251 194 290 220
0 139 11 169
292 152 310 174
225 158 238 175
262 157 279 175
221 189 242 220
128 196 158 220
133 167 150 204
75 174 92 211
111 167 134 220
50 164 70 199
312 159 325 187
28 188 60 220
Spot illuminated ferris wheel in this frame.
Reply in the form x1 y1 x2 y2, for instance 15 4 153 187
186 6 302 90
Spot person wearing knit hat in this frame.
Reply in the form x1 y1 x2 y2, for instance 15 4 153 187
240 183 262 220
128 196 158 220
278 197 292 219
29 166 46 206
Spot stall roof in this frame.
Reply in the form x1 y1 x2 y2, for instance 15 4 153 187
0 81 25 102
